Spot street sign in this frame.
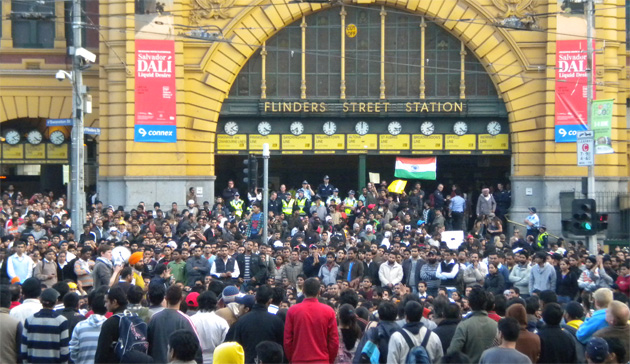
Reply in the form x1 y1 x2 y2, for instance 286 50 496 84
577 130 594 166
84 127 101 135
46 118 73 126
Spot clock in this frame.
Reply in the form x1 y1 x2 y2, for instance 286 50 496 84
453 121 468 136
4 129 20 145
257 121 271 135
420 121 435 136
290 121 304 136
388 121 402 135
355 121 369 136
487 121 501 136
50 130 66 145
224 121 239 135
27 130 43 145
323 121 337 136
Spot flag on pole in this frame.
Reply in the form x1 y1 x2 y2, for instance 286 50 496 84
388 180 407 194
394 157 437 180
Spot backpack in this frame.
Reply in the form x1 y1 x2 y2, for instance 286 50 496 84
63 257 79 282
114 310 149 362
358 325 394 364
399 327 432 364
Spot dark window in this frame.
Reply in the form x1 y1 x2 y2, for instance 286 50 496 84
11 0 55 48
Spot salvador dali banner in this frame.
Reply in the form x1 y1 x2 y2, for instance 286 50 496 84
134 0 176 143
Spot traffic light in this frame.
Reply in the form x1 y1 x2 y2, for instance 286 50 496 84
570 198 597 236
596 213 609 232
242 155 258 191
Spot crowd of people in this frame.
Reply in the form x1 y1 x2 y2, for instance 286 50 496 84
0 178 629 364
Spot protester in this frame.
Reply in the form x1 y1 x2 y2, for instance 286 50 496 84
2 181 629 364
21 288 70 364
387 300 443 363
0 284 21 364
479 317 531 364
284 277 339 363
69 290 107 364
168 329 201 364
537 302 577 363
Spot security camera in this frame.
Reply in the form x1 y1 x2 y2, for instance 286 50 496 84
55 70 71 81
75 47 96 63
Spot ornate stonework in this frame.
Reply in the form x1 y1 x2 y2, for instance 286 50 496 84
190 0 235 23
491 0 539 28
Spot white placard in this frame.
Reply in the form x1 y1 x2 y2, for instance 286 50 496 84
577 130 594 167
441 231 464 250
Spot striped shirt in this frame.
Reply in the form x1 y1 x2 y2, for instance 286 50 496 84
69 314 106 364
21 308 70 364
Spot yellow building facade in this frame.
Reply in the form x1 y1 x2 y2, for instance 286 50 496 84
0 0 628 234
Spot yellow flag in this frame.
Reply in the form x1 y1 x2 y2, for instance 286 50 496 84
387 180 407 194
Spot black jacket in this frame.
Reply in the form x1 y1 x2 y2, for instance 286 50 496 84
235 253 267 284
303 255 326 278
402 258 425 287
338 259 364 282
225 304 284 364
363 260 382 286
433 319 460 354
483 272 505 296
556 270 579 298
94 311 122 364
538 325 577 364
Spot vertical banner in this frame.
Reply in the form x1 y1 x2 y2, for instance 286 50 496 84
554 39 594 142
134 39 177 142
592 99 614 154
134 0 176 143
554 1 594 143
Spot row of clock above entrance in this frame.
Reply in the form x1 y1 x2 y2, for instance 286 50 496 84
2 129 66 145
223 120 503 137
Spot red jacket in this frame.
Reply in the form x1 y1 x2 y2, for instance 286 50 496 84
616 274 630 297
284 297 339 364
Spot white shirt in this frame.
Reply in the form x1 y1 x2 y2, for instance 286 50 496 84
6 253 34 282
10 298 42 325
190 311 230 364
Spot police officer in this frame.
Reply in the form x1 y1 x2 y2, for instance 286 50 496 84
229 192 245 219
317 175 335 200
295 189 310 217
343 190 357 218
536 225 549 250
282 192 295 217
326 188 341 206
301 180 315 200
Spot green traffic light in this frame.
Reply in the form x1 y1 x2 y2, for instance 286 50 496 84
583 222 592 230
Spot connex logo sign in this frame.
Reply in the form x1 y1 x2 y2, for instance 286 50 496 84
555 124 587 143
135 125 176 143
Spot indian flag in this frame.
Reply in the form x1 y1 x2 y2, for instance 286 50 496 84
394 157 437 180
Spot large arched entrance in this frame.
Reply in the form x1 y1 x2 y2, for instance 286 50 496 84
212 5 512 197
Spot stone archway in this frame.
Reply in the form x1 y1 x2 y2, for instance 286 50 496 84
184 0 543 176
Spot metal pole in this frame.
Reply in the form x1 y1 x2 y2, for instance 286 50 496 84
586 0 597 254
262 143 270 245
70 0 86 232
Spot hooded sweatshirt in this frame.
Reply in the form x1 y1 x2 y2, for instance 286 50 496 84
69 313 107 364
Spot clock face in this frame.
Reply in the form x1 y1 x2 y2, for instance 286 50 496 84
224 121 238 136
355 121 369 136
4 130 20 145
388 121 402 135
27 130 43 145
453 121 468 136
257 121 271 135
323 121 337 136
50 130 66 145
487 121 501 136
421 121 435 136
290 121 304 136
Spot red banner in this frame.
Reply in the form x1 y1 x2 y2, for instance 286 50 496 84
135 39 176 126
555 39 593 126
